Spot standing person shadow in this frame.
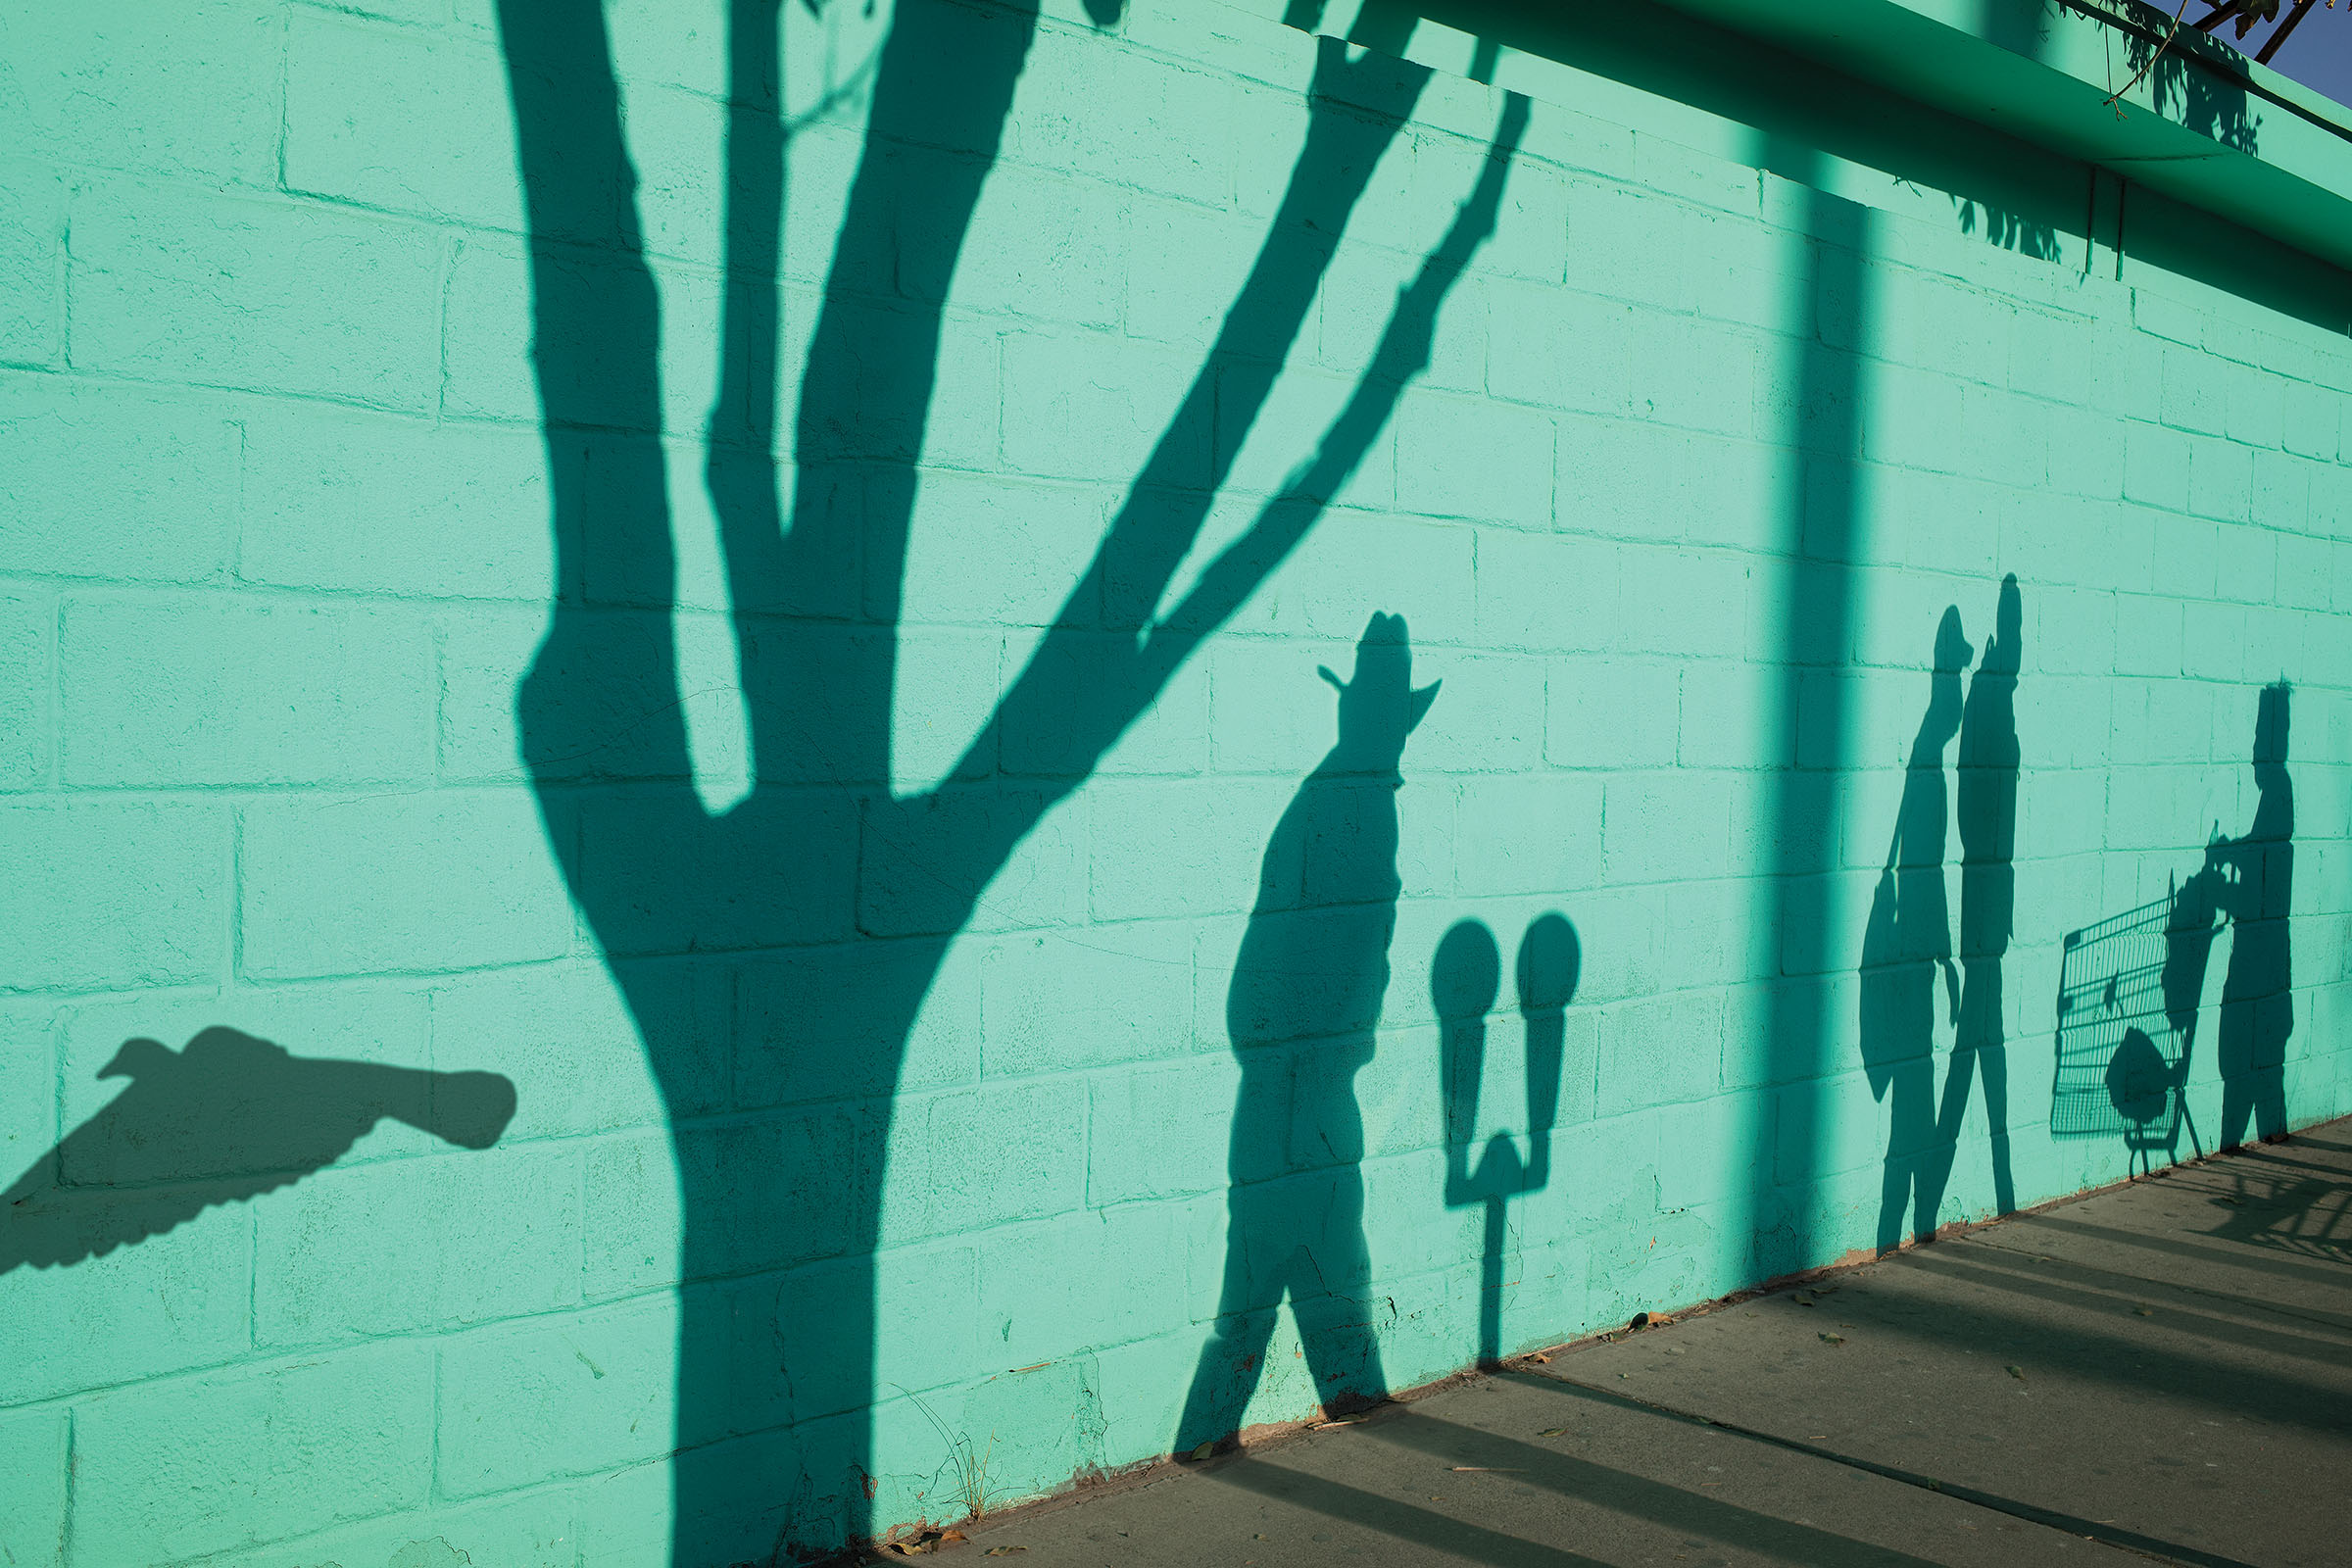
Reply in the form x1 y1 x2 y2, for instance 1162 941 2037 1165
1436 912 1576 1367
1861 606 1970 1254
1177 612 1437 1456
2216 681 2294 1150
1920 574 2022 1224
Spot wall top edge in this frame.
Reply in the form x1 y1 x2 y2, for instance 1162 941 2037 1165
1641 0 2352 274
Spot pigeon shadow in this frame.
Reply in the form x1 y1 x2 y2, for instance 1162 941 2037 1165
2 1026 517 1273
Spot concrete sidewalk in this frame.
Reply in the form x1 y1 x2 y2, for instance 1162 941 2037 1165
952 1124 2352 1568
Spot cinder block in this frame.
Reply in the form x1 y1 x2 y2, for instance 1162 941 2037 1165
1396 388 1554 523
1223 357 1397 512
0 589 49 787
0 1404 65 1568
240 788 574 979
2043 406 2125 499
254 1143 583 1346
1634 134 1758 218
953 166 1126 329
860 785 1083 937
1633 319 1758 440
0 1 284 185
2159 346 2226 436
1126 194 1256 351
0 163 63 368
2180 600 2247 684
0 799 225 992
60 596 434 788
1489 281 1632 416
2214 520 2278 605
1569 180 1688 312
1547 655 1678 769
69 178 443 411
1452 772 1602 896
900 471 1108 632
285 13 521 232
1677 658 1770 770
1000 325 1201 487
1408 651 1544 774
613 77 733 270
53 983 436 1172
2282 389 2339 461
240 406 557 602
1015 26 1240 207
1088 778 1274 923
978 1203 1190 1366
437 1295 676 1498
881 1078 1089 1245
210 1487 581 1568
1602 769 1731 886
2187 435 2252 522
1281 515 1478 646
1472 526 1612 649
434 956 710 1137
579 1128 684 1300
981 919 1197 1077
1615 545 1748 660
787 1237 985 1430
443 235 722 438
72 1342 432 1563
0 375 237 582
738 937 982 1108
2123 422 2191 512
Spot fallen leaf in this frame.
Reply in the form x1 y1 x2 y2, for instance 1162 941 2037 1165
1528 1352 1550 1363
2134 1306 2154 1317
2005 1365 2026 1381
1819 1333 1845 1346
983 1549 1027 1558
943 1532 967 1544
1190 1441 1215 1460
1537 1427 1568 1438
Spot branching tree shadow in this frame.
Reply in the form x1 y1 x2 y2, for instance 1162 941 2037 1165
492 0 1525 1555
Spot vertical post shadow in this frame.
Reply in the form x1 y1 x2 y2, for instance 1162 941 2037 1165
1748 166 1872 1281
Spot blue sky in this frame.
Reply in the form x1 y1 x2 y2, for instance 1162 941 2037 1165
2197 2 2352 108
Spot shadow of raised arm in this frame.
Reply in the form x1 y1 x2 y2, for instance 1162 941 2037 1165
936 87 1533 897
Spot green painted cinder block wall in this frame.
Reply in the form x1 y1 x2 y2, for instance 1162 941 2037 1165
3 0 2349 1562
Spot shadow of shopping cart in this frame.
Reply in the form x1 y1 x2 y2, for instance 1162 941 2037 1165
2053 871 2223 1173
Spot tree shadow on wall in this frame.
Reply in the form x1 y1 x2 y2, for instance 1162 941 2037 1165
1 1027 516 1274
491 0 1526 1554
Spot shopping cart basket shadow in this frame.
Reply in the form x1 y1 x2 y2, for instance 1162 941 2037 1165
2052 869 2223 1172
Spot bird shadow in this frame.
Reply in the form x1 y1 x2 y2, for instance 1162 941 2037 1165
2 1026 517 1273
